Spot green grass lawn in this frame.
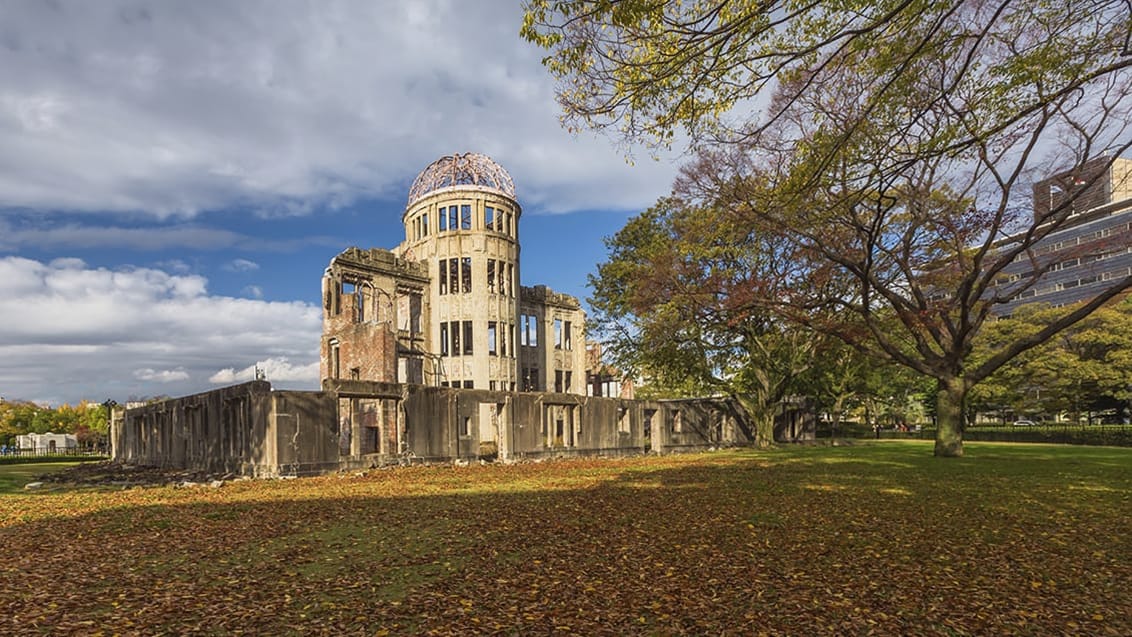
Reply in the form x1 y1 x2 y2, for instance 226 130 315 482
1 441 1129 635
0 461 86 495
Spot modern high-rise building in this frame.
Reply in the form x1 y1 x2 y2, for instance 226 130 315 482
995 155 1132 316
320 153 587 393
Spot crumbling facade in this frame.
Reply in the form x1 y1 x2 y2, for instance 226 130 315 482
113 152 815 477
321 153 586 393
113 380 779 477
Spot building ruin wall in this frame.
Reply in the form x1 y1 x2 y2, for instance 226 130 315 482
114 381 811 477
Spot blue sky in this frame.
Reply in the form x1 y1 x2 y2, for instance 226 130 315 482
0 1 680 405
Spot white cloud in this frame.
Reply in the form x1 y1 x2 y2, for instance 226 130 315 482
0 1 677 219
133 367 190 383
242 285 264 299
224 258 260 272
156 259 193 274
209 357 319 385
0 256 320 404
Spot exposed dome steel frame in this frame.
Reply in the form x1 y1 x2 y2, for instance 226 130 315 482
407 152 516 206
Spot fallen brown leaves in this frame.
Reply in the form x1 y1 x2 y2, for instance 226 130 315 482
1 442 1129 635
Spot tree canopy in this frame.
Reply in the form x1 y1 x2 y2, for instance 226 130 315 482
589 196 822 444
972 297 1132 422
0 399 109 448
525 0 1132 456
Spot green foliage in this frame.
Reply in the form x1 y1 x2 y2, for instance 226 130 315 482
961 425 1132 447
524 0 1132 457
0 399 110 447
973 297 1132 420
588 197 819 443
2 446 1130 633
523 1 1131 153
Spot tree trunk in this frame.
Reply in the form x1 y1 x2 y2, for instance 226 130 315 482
735 394 776 447
935 376 967 458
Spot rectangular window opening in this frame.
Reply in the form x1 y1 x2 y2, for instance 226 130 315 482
410 294 421 335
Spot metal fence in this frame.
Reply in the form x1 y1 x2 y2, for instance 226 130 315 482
0 447 107 459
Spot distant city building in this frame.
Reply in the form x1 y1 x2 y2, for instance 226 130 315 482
995 156 1132 316
320 153 587 393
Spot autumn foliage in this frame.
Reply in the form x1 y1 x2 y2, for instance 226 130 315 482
2 443 1130 635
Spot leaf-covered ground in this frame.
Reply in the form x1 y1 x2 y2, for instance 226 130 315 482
2 441 1129 635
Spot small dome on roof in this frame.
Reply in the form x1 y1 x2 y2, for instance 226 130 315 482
407 152 515 207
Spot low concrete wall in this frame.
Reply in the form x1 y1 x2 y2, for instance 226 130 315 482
115 382 337 477
115 382 270 475
116 381 812 477
271 390 340 476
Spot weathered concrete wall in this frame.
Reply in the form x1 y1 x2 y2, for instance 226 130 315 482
402 385 457 460
116 382 337 477
774 398 817 443
116 382 274 475
270 390 339 476
117 380 811 477
503 393 648 460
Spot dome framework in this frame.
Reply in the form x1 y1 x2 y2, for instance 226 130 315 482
407 152 516 207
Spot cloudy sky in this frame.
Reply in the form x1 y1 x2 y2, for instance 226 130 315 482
0 0 679 405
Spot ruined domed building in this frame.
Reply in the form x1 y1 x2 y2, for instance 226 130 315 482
320 153 587 393
113 153 800 478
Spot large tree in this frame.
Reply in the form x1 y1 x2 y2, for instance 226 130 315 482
590 197 819 445
524 0 1132 456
